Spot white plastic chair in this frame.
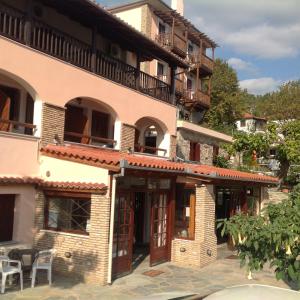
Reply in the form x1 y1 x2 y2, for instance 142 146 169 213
1 258 23 294
31 249 56 288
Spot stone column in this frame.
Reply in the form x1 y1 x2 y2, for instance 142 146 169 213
120 123 135 153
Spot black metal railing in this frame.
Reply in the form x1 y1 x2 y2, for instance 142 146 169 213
0 3 171 104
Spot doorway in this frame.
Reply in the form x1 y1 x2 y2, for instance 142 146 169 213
112 188 171 279
0 195 15 242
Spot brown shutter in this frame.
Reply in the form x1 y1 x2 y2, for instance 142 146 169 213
0 89 11 132
64 105 89 144
195 143 201 162
188 193 196 239
189 141 195 161
91 110 109 139
25 93 34 135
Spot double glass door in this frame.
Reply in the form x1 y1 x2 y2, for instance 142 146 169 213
112 190 170 278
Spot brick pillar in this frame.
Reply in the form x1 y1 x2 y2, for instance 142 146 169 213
33 191 111 285
120 123 135 152
197 184 217 266
41 103 65 146
169 135 177 159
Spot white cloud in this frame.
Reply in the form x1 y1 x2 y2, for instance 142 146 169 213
187 0 300 59
227 58 254 71
239 77 281 95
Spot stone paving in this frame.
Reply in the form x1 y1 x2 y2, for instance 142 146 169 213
0 251 293 300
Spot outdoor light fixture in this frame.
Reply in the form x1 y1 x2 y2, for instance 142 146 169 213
65 252 72 258
180 247 186 253
207 249 212 257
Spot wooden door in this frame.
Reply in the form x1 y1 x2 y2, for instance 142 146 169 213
0 195 15 242
112 191 134 278
150 192 169 266
0 89 11 131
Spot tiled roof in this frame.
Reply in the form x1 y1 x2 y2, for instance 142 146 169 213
190 165 278 184
0 176 107 191
243 113 267 121
41 144 185 172
41 181 107 191
0 176 42 184
41 144 278 184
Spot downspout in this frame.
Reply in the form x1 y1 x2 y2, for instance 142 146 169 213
107 160 126 285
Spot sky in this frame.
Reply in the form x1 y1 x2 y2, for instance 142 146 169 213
100 0 300 95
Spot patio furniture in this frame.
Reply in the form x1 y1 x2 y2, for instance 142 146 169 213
0 257 23 294
31 249 56 288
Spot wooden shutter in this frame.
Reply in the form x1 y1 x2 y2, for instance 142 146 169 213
188 193 196 239
25 93 34 135
195 143 201 162
0 89 11 132
64 105 89 144
189 141 195 161
91 110 109 139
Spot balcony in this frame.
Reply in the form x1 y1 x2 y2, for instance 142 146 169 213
0 3 171 104
186 52 214 74
182 89 210 108
155 32 187 58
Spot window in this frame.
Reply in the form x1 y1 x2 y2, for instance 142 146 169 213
158 23 166 34
188 44 194 54
175 186 195 239
187 78 193 90
190 141 200 161
157 62 165 77
213 145 219 160
44 194 91 235
240 120 246 127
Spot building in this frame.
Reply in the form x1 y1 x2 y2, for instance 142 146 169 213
109 0 233 166
0 0 277 286
236 113 267 134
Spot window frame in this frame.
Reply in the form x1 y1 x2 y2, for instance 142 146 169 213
44 191 92 236
174 186 196 240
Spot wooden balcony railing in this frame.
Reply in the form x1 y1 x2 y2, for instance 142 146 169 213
134 144 167 156
0 3 171 104
64 131 116 148
182 89 210 107
0 119 36 135
155 32 187 58
186 52 214 73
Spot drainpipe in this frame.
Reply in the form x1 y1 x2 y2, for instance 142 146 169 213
107 160 126 285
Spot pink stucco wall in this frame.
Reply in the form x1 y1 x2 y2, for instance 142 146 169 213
0 132 40 176
0 37 177 135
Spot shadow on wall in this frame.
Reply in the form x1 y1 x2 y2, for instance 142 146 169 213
34 231 100 288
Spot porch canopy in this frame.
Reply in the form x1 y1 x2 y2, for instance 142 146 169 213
41 144 279 186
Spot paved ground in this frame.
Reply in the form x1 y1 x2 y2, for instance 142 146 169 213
0 249 293 300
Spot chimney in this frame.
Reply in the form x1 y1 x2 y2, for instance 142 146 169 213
171 0 184 16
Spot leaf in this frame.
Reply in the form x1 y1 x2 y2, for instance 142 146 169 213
288 265 297 281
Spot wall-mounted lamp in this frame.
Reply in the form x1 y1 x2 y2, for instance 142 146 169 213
65 252 72 258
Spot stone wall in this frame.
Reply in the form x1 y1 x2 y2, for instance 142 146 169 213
41 103 65 146
261 187 288 209
120 123 135 152
177 128 229 165
169 135 177 159
171 184 217 267
34 191 111 285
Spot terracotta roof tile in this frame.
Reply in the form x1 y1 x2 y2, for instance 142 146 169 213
0 176 107 191
41 144 278 184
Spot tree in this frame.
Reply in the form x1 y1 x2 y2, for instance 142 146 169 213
203 59 246 133
251 81 300 120
226 120 300 184
218 184 300 288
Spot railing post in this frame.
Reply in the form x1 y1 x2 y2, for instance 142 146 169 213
25 0 33 46
135 53 141 90
171 16 175 49
170 65 176 105
91 25 97 73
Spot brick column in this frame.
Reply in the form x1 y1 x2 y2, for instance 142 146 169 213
41 103 65 146
34 191 111 285
120 123 135 152
171 184 217 267
169 135 177 159
197 184 217 266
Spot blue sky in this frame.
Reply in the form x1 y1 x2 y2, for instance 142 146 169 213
100 0 300 95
